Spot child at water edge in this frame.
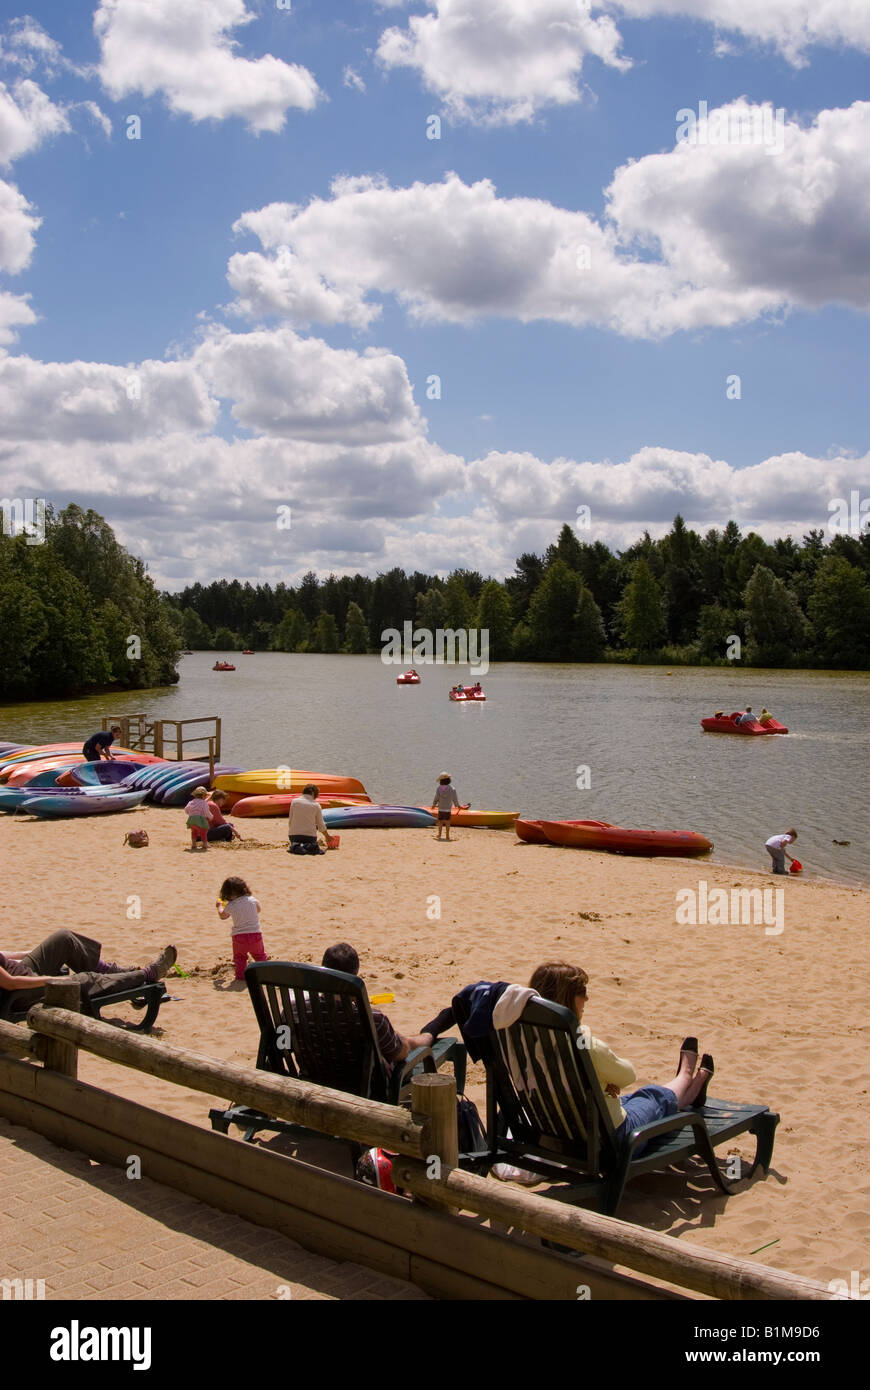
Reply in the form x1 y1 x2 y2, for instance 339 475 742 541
185 786 211 851
217 877 269 981
431 772 469 842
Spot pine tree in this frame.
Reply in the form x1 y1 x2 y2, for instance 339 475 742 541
343 601 370 653
573 584 606 660
525 560 582 660
475 580 514 661
808 557 870 668
743 565 808 666
617 559 667 657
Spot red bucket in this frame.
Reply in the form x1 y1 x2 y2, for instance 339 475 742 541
789 858 802 874
326 834 340 850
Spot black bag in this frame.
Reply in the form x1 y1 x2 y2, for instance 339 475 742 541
456 1095 486 1153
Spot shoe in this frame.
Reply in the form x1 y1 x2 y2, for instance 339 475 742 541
152 945 177 980
693 1053 714 1109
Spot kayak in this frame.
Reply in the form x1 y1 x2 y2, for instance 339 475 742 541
232 792 373 817
538 820 713 857
64 760 153 787
449 689 486 701
21 790 150 818
0 747 152 782
322 805 436 830
516 818 612 844
701 713 788 735
0 785 143 813
416 807 519 829
214 769 369 797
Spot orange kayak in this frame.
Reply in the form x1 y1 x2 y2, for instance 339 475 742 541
516 818 611 844
539 820 712 857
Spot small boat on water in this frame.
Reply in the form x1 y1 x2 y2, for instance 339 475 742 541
242 649 255 655
701 712 788 735
396 670 421 684
449 685 486 701
521 819 712 857
213 661 236 671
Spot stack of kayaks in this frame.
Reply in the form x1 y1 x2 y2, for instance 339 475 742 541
122 762 243 806
18 788 150 818
323 805 436 830
516 818 712 857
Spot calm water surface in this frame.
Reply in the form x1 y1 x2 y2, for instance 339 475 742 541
2 656 868 886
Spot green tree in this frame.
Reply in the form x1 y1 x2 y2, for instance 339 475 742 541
545 523 584 572
475 580 514 661
271 609 309 652
743 565 808 666
343 601 370 653
415 587 447 632
443 572 474 629
696 605 744 662
310 611 340 653
807 557 870 668
213 626 240 651
573 584 606 660
617 559 667 656
525 559 582 660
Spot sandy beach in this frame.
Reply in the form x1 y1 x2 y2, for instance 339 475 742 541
4 807 868 1291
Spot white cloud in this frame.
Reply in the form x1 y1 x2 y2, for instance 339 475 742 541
0 18 65 77
0 177 40 273
604 1 870 66
0 355 218 442
193 325 427 444
0 288 35 345
0 77 70 166
94 0 320 132
376 0 629 125
227 103 870 339
343 65 366 93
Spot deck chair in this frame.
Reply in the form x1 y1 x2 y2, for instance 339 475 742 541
468 997 778 1217
209 961 467 1145
6 980 167 1034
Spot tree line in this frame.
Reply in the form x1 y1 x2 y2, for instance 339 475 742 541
170 515 870 670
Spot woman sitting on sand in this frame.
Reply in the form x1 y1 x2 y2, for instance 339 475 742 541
0 930 176 1021
529 961 713 1151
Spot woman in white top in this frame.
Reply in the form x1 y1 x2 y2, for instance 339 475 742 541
287 784 328 855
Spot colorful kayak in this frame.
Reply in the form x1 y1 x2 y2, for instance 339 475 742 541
417 807 518 828
214 769 368 797
322 805 436 829
64 761 152 787
21 790 150 817
538 820 713 857
449 688 486 701
701 713 788 735
232 792 373 818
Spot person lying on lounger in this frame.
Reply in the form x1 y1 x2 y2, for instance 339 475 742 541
0 930 176 1020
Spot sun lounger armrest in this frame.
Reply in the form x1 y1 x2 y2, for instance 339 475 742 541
623 1109 709 1155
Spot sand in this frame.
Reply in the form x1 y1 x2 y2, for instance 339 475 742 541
4 806 869 1291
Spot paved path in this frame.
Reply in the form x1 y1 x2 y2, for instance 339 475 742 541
0 1119 428 1301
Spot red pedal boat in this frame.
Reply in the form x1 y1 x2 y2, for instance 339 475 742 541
396 670 421 684
701 712 787 735
534 819 712 857
449 685 486 701
213 661 236 671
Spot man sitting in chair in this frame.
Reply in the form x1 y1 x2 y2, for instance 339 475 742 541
319 943 435 1073
0 930 176 1020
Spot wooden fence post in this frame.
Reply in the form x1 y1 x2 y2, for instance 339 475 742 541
411 1073 458 1211
39 983 81 1078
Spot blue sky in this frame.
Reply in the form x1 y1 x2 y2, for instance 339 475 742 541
1 0 869 587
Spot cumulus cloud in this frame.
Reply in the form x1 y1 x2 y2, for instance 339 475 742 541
0 178 40 273
228 106 870 340
94 0 320 132
193 325 428 445
0 288 35 345
0 76 70 166
0 355 218 442
376 0 629 125
604 1 870 66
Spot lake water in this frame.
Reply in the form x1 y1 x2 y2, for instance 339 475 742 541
2 655 868 886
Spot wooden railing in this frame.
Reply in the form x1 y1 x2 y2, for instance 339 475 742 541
0 986 832 1303
101 716 221 769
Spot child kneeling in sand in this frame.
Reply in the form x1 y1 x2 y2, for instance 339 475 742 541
217 876 270 982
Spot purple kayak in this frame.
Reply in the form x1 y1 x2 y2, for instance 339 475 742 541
322 805 436 829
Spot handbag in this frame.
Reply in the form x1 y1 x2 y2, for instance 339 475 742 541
124 829 149 847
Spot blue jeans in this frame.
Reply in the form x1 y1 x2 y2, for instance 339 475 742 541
615 1084 678 1156
767 846 787 874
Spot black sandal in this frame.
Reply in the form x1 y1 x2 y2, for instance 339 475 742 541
693 1053 714 1109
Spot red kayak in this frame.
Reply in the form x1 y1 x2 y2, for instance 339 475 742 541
396 671 421 684
516 818 611 844
538 820 712 857
701 712 788 735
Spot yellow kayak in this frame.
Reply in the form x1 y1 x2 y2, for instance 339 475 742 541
214 768 368 797
418 807 519 828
